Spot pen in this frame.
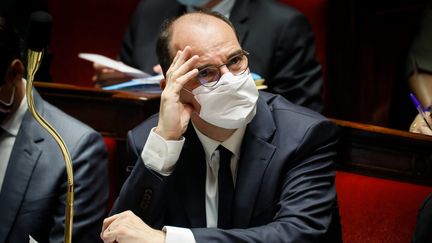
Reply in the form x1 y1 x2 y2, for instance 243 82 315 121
409 93 432 130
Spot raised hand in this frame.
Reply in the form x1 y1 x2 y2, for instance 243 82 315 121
155 46 199 140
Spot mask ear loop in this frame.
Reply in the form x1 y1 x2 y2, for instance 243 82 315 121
0 86 15 107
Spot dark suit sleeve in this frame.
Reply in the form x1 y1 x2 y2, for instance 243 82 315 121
49 131 109 243
110 129 171 228
118 0 143 66
191 120 339 243
406 5 432 76
268 12 323 112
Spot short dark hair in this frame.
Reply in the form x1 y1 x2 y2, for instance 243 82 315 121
0 16 23 85
155 10 238 76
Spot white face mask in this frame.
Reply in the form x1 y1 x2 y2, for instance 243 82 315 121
176 0 212 7
0 85 15 123
192 71 259 129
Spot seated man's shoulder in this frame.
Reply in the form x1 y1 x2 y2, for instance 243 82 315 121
260 91 333 130
131 113 159 134
261 91 322 115
41 99 102 145
253 0 307 23
128 113 159 144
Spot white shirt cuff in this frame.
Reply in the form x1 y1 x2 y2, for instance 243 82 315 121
163 226 196 243
141 127 185 175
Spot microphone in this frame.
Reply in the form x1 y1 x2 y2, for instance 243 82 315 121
26 11 52 81
27 11 52 51
26 12 75 243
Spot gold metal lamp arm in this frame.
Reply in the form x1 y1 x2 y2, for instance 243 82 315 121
26 49 74 243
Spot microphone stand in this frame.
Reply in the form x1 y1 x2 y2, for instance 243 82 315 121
26 49 74 243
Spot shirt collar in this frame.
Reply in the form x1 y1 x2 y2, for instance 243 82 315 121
1 79 28 136
193 123 245 160
186 0 236 18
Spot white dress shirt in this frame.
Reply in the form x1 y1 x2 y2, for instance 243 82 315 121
0 80 27 192
141 124 245 243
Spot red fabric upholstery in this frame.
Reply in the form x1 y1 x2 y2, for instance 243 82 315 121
336 171 432 243
102 136 117 210
47 0 140 86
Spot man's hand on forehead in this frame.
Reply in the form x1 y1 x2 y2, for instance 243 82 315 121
166 46 199 87
155 46 200 140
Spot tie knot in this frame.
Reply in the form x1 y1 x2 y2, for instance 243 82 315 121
217 145 231 166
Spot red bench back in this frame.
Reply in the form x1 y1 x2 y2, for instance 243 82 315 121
336 171 432 243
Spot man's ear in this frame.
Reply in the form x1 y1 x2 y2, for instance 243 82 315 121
6 59 24 84
160 78 167 90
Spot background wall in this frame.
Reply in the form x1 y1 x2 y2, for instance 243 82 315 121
47 0 140 86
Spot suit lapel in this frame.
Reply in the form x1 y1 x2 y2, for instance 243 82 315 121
0 117 44 243
230 0 250 45
233 96 276 228
177 126 207 228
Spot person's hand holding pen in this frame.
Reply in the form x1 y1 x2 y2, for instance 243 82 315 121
409 93 432 135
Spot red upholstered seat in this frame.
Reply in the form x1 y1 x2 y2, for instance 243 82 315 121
336 171 432 243
102 136 117 210
47 0 140 86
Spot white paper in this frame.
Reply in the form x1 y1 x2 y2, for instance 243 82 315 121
29 235 39 243
78 53 150 78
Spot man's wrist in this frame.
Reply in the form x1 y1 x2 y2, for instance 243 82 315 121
155 229 166 243
163 226 196 243
155 126 182 141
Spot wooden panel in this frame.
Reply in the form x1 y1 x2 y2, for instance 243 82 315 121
35 82 160 136
333 118 432 185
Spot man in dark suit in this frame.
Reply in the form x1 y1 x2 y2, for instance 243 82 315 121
101 11 340 243
407 4 432 135
0 17 109 242
96 0 323 112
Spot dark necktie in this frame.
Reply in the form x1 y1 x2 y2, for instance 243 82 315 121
217 145 234 229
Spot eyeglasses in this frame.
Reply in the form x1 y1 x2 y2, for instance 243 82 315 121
196 50 249 87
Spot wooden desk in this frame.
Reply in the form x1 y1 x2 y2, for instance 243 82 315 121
35 82 432 191
333 118 432 186
35 82 160 137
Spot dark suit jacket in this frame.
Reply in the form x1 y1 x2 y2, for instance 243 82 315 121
119 0 323 112
0 91 109 243
406 4 432 76
111 92 341 242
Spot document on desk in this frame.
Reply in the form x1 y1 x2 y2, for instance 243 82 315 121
78 53 151 78
102 75 163 93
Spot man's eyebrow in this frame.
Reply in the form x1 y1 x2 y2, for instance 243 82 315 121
227 49 244 59
196 49 244 70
